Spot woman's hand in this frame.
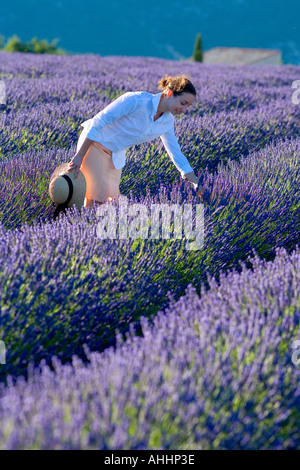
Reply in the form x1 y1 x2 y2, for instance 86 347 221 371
183 172 210 203
193 182 210 204
66 154 84 179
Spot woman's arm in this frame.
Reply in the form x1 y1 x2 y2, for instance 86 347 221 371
183 171 199 185
184 171 208 202
160 129 208 202
160 127 194 178
76 136 93 158
66 136 93 179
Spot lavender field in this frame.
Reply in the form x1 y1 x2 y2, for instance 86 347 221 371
0 51 300 449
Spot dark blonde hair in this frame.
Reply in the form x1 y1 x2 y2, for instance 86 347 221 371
158 74 196 97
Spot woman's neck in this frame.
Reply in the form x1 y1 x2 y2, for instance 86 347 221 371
154 93 167 120
153 111 163 121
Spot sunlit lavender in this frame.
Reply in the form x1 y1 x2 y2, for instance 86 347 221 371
1 246 300 449
0 51 299 449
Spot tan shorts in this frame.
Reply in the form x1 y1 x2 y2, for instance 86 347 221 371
77 128 122 203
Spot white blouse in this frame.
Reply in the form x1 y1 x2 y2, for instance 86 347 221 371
80 91 194 179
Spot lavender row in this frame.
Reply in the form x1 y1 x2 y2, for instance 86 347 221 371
0 245 299 449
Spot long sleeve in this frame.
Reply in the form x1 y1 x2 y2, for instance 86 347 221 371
82 93 139 141
160 126 194 178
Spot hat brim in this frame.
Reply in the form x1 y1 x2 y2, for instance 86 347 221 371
49 163 86 209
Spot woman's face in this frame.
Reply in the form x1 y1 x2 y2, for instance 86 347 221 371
167 92 195 115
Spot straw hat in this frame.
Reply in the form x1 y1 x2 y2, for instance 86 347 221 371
49 163 86 219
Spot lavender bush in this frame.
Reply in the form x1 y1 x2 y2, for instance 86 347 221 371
0 246 299 450
0 134 299 382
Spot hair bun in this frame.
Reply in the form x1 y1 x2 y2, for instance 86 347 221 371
157 74 196 97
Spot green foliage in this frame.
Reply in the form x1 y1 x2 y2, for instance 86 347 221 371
193 32 203 62
0 34 67 55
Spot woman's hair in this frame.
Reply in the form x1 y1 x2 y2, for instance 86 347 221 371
158 74 196 97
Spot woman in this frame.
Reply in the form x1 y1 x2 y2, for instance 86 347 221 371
66 74 207 208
